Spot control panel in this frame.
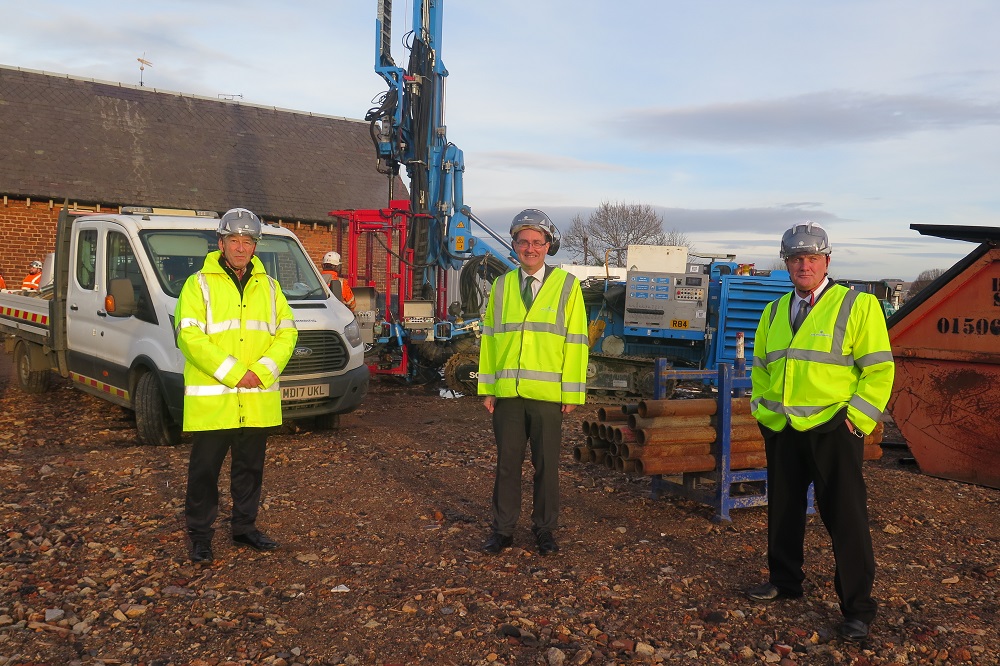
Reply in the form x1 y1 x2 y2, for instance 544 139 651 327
623 268 708 331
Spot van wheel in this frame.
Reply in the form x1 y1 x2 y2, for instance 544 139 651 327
14 342 50 394
314 412 341 430
135 372 181 447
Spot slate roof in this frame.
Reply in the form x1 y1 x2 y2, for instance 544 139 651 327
0 65 400 222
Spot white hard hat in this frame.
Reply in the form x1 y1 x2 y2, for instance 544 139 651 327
323 251 341 265
30 260 43 269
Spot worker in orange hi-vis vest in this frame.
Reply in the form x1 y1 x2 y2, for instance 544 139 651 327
22 260 43 291
0 268 7 290
320 251 356 312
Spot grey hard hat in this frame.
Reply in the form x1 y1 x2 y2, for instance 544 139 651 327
780 222 831 259
218 208 263 241
509 208 561 256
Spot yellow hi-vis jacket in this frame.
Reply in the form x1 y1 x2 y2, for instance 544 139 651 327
750 283 894 436
477 267 589 405
175 251 298 431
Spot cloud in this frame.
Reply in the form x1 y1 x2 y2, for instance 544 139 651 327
474 151 633 173
618 91 1000 147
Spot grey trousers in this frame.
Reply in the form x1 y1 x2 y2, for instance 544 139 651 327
491 398 563 535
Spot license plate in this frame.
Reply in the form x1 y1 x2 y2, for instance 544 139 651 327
671 319 690 329
281 383 330 401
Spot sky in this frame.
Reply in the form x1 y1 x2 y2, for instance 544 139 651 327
2 0 999 281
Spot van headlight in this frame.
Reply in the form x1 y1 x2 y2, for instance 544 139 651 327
344 319 362 347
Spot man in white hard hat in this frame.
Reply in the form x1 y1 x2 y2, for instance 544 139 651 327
175 207 298 563
22 260 43 291
746 221 894 643
321 250 356 313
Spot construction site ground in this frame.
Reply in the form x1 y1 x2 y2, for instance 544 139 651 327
1 359 997 665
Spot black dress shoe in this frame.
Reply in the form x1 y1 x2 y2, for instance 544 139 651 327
745 582 803 602
482 532 513 554
191 540 214 563
535 531 559 556
232 530 279 551
838 618 870 642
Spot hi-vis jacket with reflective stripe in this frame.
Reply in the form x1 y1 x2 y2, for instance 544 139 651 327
175 251 298 431
750 284 894 436
477 267 589 405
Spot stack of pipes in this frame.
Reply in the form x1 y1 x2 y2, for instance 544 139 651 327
577 399 884 476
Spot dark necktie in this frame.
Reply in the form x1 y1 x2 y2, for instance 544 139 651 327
792 299 810 333
522 276 536 309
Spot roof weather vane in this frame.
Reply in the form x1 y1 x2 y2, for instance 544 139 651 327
137 53 153 86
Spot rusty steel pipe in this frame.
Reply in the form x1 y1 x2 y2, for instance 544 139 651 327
638 397 752 418
712 439 765 454
629 414 710 430
637 425 717 445
622 403 640 415
611 426 637 444
593 448 610 465
623 442 712 460
604 453 616 470
709 413 760 427
586 435 610 450
597 406 629 423
635 450 768 475
637 424 763 446
573 446 593 463
634 454 716 475
615 457 639 473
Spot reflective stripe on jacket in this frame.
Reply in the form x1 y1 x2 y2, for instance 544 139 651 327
750 284 894 435
175 251 298 431
477 267 589 405
22 272 41 290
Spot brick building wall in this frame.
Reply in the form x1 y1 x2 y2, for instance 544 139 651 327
0 195 370 287
0 197 63 285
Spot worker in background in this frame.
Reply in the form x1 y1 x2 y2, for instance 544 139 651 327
321 250 356 312
0 267 6 290
746 222 894 642
477 209 589 556
174 208 298 564
22 260 43 291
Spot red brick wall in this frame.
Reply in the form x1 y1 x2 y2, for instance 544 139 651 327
0 196 360 285
0 197 62 284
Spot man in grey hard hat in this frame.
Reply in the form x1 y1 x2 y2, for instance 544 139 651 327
746 222 894 642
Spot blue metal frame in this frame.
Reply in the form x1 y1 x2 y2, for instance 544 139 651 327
650 361 815 522
373 0 515 276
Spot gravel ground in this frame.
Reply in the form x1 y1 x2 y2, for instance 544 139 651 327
0 356 997 666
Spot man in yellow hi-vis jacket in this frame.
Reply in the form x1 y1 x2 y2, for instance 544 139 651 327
478 209 588 556
175 208 297 563
746 222 894 643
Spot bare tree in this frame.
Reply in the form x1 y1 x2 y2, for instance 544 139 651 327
906 268 944 300
663 227 693 249
561 201 679 266
561 214 592 264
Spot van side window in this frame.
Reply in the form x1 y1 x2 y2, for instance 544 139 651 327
107 230 157 325
76 229 98 290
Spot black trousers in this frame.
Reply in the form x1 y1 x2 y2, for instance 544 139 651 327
491 398 563 536
185 427 269 540
764 420 877 623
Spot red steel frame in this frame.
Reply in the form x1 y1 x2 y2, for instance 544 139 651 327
330 200 451 379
